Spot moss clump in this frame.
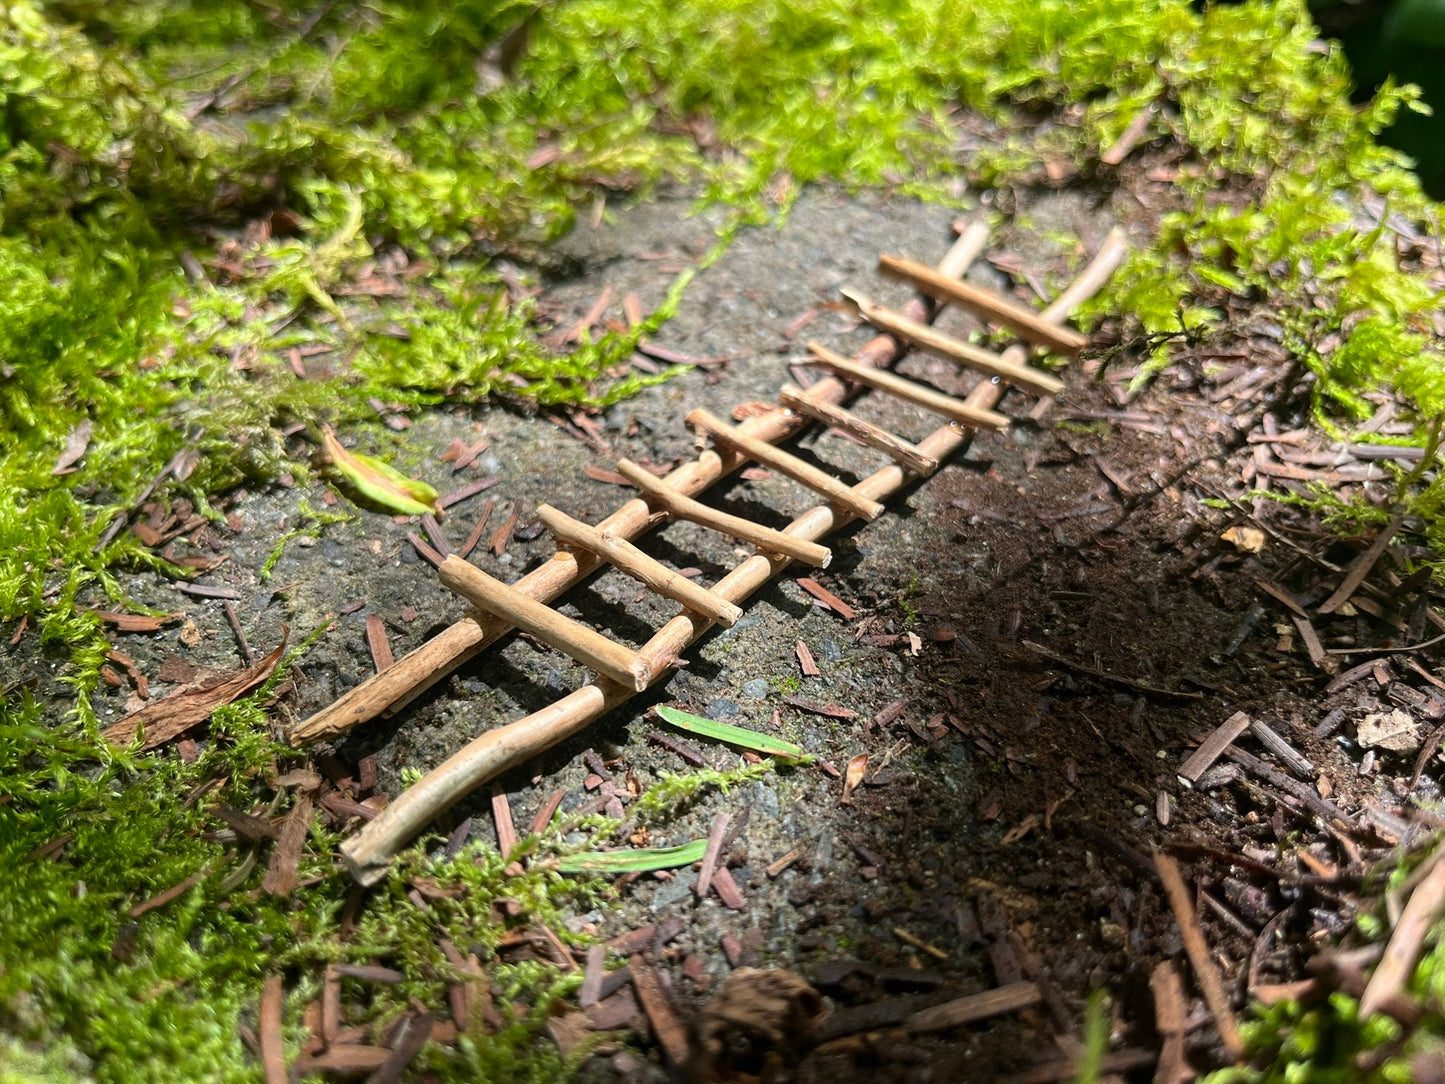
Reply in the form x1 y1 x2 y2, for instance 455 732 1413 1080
1 668 612 1081
5 0 1445 1077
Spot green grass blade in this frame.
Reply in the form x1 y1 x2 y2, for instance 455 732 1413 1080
654 705 812 763
556 838 707 874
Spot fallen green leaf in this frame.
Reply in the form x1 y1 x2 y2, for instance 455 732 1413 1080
655 705 813 763
556 838 708 873
321 426 440 516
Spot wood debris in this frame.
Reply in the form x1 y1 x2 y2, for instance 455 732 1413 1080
629 956 689 1067
795 639 820 676
1178 711 1252 783
1360 851 1445 1019
103 638 287 750
903 981 1042 1033
796 577 856 618
261 783 317 898
1153 850 1244 1060
259 974 286 1084
366 614 394 673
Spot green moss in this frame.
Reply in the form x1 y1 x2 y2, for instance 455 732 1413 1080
5 0 1445 1076
630 760 778 824
769 675 802 695
898 572 923 627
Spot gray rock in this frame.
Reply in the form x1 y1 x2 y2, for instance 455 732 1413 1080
650 869 699 912
747 782 780 819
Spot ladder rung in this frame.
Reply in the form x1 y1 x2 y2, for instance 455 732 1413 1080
684 408 885 522
536 504 743 627
778 384 938 476
878 253 1089 356
614 458 832 568
804 342 1010 431
841 289 1065 397
437 555 653 691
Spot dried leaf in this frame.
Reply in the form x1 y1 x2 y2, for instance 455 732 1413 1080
322 426 439 516
103 636 288 750
655 705 812 763
1221 526 1265 554
85 608 180 633
52 418 93 474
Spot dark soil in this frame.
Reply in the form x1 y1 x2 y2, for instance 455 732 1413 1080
16 178 1443 1081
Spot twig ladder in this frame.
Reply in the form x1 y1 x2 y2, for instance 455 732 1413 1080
292 220 1128 885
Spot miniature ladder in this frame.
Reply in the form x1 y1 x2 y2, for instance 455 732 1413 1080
333 223 1128 885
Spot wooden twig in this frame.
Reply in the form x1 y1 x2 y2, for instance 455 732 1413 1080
491 784 518 861
537 503 742 626
1249 718 1314 778
841 289 1065 397
336 230 1129 884
1318 513 1405 615
1020 640 1203 700
1150 960 1190 1084
1360 850 1445 1018
903 981 1041 1033
1100 102 1157 166
437 556 653 692
615 458 832 568
805 341 1010 430
1225 747 1346 825
695 811 732 900
458 498 494 559
528 787 568 836
685 407 885 521
1153 849 1245 1060
877 254 1088 355
778 384 938 475
629 957 689 1066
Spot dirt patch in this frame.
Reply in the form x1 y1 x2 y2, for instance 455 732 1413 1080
15 178 1440 1080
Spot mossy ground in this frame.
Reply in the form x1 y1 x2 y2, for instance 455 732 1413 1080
2 0 1444 1079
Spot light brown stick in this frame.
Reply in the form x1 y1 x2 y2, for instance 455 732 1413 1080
904 981 1042 1033
536 503 742 626
778 384 938 476
804 342 1010 430
1153 849 1245 1060
842 289 1065 397
437 556 652 692
685 407 885 521
1360 851 1445 1019
615 458 832 568
337 229 1128 885
877 253 1089 355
